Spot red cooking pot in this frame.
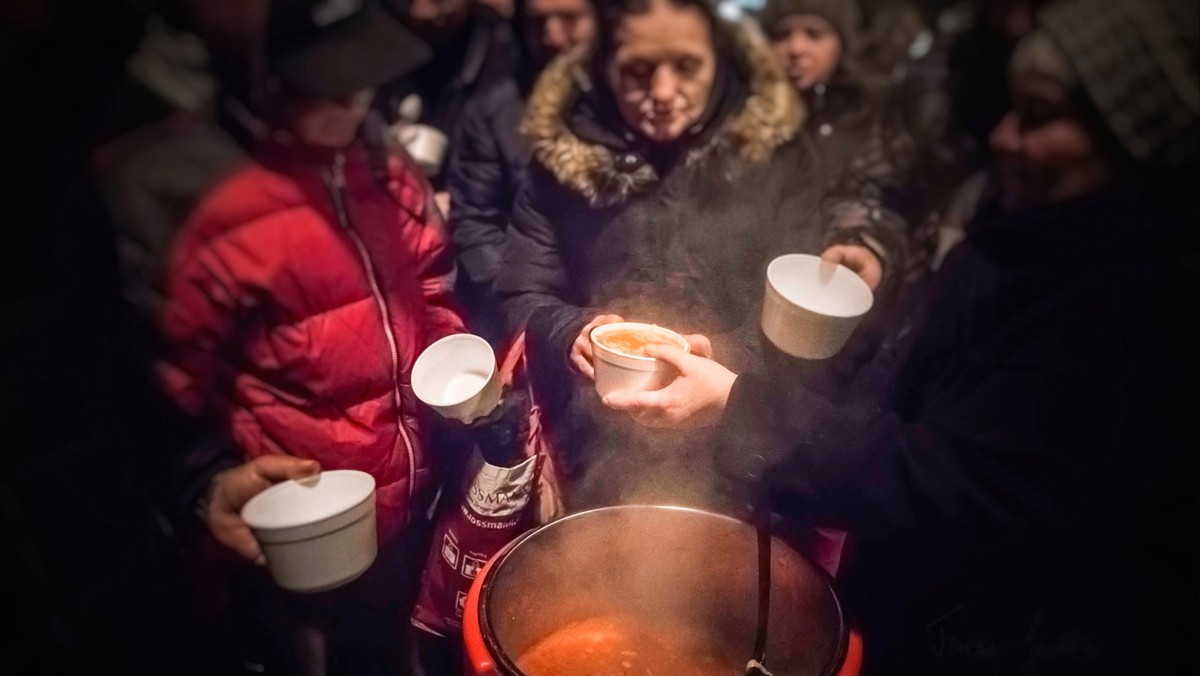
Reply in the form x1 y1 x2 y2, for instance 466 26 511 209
463 505 863 675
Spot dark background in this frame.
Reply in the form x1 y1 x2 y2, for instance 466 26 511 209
0 1 257 673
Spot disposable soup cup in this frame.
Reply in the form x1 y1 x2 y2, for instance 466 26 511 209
590 322 690 398
241 469 377 593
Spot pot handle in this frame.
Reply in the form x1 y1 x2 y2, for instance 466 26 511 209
836 630 864 676
463 552 503 675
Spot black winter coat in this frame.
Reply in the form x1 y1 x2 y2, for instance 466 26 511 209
717 186 1198 674
447 76 532 344
497 24 910 508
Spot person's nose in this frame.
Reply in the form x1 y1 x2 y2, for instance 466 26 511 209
649 67 680 108
989 110 1022 155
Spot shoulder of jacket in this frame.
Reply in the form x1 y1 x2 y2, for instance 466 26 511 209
183 163 311 240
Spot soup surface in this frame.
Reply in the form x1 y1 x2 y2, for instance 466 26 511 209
515 615 740 676
596 329 679 358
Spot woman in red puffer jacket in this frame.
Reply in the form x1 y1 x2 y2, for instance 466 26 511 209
159 5 467 672
159 35 463 553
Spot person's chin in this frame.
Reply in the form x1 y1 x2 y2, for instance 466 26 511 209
642 120 683 142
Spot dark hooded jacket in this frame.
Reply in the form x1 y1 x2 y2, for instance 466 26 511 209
716 185 1198 674
496 19 907 508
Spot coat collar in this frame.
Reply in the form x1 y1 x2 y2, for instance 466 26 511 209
521 20 805 207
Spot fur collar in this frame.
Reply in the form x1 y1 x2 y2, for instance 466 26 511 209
521 20 805 207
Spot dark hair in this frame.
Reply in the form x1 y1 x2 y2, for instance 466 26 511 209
588 0 739 78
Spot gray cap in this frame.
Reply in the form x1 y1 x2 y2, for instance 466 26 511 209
1037 0 1199 168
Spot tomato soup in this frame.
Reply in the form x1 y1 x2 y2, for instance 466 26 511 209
516 615 738 676
596 328 680 358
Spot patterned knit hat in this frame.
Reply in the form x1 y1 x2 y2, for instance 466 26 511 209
757 0 863 52
1037 0 1199 168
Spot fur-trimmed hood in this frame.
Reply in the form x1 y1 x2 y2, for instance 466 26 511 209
520 18 805 207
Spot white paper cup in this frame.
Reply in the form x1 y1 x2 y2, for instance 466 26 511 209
397 123 448 175
761 254 874 360
590 322 690 398
412 333 502 423
241 470 377 593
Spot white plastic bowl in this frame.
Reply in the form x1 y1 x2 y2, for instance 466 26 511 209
590 322 690 398
761 254 874 360
241 469 377 593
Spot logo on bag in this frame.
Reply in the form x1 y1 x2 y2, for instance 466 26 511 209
466 454 538 517
455 591 469 617
461 554 485 579
441 533 460 569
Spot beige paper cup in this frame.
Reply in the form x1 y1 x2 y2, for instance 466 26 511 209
761 254 874 360
241 470 377 593
590 322 690 398
412 333 502 423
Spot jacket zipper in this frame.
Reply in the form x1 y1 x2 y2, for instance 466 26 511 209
324 152 418 513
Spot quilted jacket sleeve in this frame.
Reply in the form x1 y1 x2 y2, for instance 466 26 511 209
447 97 511 288
157 212 248 419
821 120 922 291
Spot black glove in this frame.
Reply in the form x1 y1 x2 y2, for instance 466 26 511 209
463 386 532 467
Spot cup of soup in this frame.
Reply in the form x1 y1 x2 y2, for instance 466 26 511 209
589 322 690 398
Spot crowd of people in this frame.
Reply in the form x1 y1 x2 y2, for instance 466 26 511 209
3 0 1196 674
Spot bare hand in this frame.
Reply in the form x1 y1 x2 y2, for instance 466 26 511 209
601 344 738 428
821 244 883 291
571 314 625 380
205 456 320 565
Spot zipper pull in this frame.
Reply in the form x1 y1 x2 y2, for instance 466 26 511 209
331 152 347 189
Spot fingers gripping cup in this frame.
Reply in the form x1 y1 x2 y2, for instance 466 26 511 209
762 254 874 360
590 322 690 398
241 470 378 593
412 333 503 423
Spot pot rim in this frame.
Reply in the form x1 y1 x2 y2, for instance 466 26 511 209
477 504 848 676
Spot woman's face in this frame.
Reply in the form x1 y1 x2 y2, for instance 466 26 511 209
284 89 375 149
607 0 717 143
989 73 1113 211
769 14 842 92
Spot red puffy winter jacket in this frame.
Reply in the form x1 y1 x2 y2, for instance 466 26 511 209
160 138 464 544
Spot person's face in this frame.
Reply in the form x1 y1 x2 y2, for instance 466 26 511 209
989 73 1113 211
607 0 717 143
284 88 375 149
400 0 470 44
524 0 595 67
769 14 842 92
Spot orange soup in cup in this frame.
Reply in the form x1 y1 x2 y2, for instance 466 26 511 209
595 328 680 358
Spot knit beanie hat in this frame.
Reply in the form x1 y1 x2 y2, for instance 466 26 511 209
1036 0 1199 168
758 0 863 52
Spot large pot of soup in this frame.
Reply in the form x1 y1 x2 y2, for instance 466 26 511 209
462 505 862 676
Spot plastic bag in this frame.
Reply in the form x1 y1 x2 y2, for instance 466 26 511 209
411 334 564 635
